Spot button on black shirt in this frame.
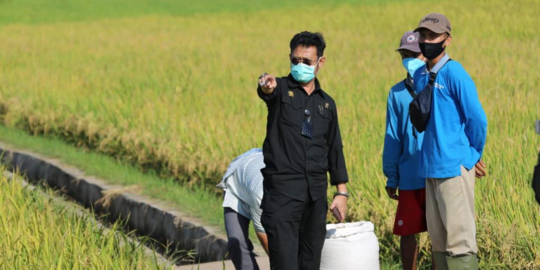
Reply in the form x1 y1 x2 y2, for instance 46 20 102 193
258 74 349 201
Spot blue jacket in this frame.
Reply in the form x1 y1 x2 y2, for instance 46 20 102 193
413 54 488 178
383 77 425 190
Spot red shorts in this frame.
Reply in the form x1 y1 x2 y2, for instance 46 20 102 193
393 189 427 236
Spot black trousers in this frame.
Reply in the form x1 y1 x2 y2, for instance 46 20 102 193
261 190 327 270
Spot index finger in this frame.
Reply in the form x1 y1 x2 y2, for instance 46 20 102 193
258 72 268 80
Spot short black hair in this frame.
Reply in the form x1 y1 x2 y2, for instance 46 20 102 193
289 31 326 58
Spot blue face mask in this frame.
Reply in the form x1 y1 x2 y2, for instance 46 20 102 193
291 58 320 83
402 58 425 77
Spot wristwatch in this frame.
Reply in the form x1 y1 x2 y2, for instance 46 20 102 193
333 191 349 198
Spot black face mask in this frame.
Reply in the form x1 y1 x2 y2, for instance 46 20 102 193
419 39 447 60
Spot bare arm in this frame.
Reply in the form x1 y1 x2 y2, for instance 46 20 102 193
330 183 348 222
256 231 269 255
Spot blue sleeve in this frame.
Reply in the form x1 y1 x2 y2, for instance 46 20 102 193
453 71 488 159
382 90 402 189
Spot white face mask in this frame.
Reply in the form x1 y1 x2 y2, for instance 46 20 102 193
291 58 321 83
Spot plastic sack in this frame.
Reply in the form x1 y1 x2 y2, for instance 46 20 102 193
320 221 380 270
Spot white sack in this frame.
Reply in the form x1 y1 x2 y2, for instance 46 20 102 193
320 221 380 270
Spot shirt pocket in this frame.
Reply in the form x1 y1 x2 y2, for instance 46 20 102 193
314 105 333 139
261 188 296 214
279 96 303 127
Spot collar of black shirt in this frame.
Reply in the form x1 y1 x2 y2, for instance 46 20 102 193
286 74 325 98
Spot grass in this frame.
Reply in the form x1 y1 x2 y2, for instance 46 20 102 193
0 125 405 270
0 0 539 268
0 125 225 231
0 123 402 269
0 169 170 269
0 0 399 25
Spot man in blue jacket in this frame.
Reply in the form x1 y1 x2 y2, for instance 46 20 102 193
413 13 487 269
383 30 433 270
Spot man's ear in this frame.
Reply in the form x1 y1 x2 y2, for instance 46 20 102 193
443 35 452 48
318 56 327 69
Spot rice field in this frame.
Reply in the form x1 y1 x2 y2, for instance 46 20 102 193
0 170 170 269
0 0 539 268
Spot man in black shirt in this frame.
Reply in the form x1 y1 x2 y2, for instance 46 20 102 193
257 31 349 270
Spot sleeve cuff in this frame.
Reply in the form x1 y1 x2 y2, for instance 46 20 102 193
386 177 399 189
257 85 278 103
252 218 265 233
330 169 349 185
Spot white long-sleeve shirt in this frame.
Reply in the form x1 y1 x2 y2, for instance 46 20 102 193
217 148 265 232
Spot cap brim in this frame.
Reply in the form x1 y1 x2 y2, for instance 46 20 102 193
396 45 421 53
414 25 447 34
